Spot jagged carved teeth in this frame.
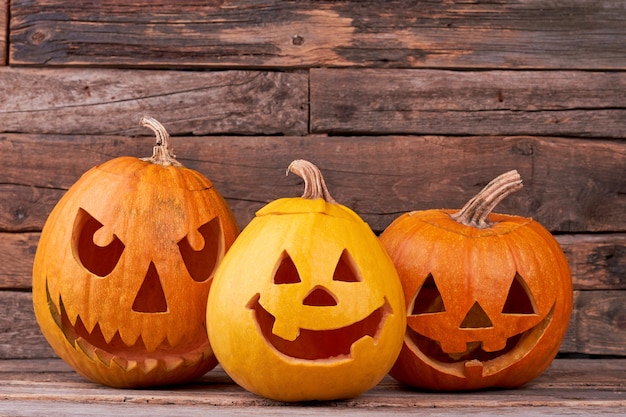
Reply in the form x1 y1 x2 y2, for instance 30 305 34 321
46 279 210 372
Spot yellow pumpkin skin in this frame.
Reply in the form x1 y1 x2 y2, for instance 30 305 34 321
32 119 239 388
379 172 573 391
207 162 406 402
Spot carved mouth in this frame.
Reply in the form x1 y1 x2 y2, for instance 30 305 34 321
247 294 391 361
46 280 212 373
405 306 554 376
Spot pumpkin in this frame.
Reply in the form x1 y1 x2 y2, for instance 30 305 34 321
206 160 406 401
32 117 240 388
379 170 573 391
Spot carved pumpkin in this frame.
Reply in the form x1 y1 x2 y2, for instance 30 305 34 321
32 117 239 388
379 170 573 391
207 160 406 401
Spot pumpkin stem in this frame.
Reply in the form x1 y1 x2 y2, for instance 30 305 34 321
287 159 337 203
140 116 182 167
450 170 523 228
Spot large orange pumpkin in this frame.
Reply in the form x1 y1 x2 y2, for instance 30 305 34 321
379 170 572 390
32 117 239 388
207 160 406 401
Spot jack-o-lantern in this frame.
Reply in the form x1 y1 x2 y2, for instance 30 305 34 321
32 117 239 388
379 170 573 391
207 160 406 401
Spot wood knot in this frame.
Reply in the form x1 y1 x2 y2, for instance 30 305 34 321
292 35 305 46
31 31 47 45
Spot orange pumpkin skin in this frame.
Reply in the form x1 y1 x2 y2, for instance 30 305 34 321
32 119 239 388
379 175 572 391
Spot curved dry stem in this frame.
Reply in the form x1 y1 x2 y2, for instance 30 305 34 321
286 159 337 203
140 116 182 167
450 170 523 228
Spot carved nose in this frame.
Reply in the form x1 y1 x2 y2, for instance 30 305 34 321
460 302 493 328
132 262 168 313
303 286 337 306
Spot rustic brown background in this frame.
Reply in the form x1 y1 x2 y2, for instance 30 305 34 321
0 0 624 360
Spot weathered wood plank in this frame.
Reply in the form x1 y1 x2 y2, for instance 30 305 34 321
0 0 6 65
311 69 626 138
0 359 624 415
9 1 626 70
0 233 38 289
0 291 56 359
2 290 624 359
0 67 308 135
2 232 623 292
1 134 624 234
557 234 626 291
1 402 622 417
561 290 626 356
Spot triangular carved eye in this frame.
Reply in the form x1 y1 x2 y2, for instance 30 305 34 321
72 208 125 277
410 274 445 315
332 249 361 282
178 217 223 282
502 272 536 314
273 251 301 284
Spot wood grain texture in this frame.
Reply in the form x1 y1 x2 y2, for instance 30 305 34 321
558 234 626 291
1 289 624 359
0 67 308 135
9 1 626 70
562 291 626 356
0 233 38 289
0 358 625 415
311 69 626 138
0 292 55 359
0 0 6 65
2 134 624 234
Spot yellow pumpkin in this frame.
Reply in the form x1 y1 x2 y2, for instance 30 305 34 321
380 170 573 390
32 117 240 388
207 160 406 401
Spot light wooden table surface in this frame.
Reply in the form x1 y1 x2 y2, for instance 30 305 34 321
1 358 625 416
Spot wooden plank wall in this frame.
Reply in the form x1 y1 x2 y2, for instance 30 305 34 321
0 0 624 360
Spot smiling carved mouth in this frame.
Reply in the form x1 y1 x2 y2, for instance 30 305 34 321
405 305 554 375
246 294 391 361
45 280 212 373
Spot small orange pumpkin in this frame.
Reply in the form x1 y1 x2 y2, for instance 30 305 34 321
207 160 406 401
379 170 573 390
32 117 239 388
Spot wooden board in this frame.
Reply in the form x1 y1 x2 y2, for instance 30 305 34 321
564 290 626 356
0 292 54 359
0 233 38 289
0 67 308 135
0 358 624 415
2 289 625 360
0 0 6 65
9 1 626 70
558 234 626 291
1 134 624 234
310 69 626 138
